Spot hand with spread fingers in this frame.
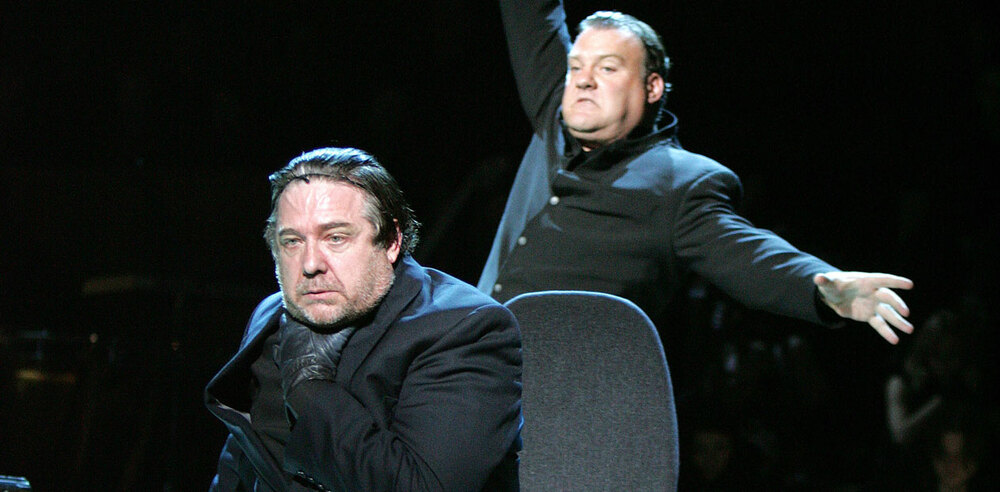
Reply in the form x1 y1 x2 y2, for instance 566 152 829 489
814 271 914 344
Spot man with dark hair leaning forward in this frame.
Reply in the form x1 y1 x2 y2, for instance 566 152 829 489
206 147 521 491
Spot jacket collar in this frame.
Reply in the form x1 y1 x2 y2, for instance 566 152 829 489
205 292 284 410
561 110 680 170
202 256 426 489
336 255 425 383
208 255 425 403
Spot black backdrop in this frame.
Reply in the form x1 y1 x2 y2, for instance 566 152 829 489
1 1 997 489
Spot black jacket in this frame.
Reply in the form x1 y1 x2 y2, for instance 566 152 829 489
206 256 522 491
479 0 837 325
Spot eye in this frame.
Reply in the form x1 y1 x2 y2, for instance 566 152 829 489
600 65 617 73
279 237 302 249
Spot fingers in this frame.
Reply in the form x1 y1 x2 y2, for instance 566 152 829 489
815 271 915 344
875 287 911 318
869 313 900 345
876 301 914 335
814 271 914 291
869 301 913 344
869 274 914 291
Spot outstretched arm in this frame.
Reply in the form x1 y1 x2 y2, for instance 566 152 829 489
814 271 914 344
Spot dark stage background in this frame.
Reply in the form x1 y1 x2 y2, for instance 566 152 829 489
2 1 998 490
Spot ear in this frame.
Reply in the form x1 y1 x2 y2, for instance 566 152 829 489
645 72 665 104
385 219 402 264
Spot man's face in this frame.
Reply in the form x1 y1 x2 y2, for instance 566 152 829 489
273 179 400 330
561 27 664 150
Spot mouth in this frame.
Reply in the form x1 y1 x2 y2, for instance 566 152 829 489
301 289 339 300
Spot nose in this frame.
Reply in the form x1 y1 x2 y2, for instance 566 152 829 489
301 241 328 278
570 66 595 90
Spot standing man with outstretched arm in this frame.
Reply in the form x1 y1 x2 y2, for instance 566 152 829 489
479 0 913 343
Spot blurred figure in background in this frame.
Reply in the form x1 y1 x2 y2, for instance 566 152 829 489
907 405 994 491
885 310 985 446
678 404 770 490
881 301 999 490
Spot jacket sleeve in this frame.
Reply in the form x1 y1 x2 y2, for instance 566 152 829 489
282 305 522 491
209 434 251 492
672 166 839 324
499 0 572 132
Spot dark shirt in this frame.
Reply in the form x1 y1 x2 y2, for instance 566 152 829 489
484 116 688 317
480 0 837 325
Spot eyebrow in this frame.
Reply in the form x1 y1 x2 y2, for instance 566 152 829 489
277 221 357 237
568 53 626 62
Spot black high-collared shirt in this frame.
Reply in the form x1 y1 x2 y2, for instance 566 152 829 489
480 0 836 325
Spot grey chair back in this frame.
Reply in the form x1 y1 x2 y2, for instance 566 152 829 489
504 290 678 491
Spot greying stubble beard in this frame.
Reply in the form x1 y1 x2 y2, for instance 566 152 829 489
276 247 396 332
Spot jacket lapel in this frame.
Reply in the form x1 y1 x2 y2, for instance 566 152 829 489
204 292 287 490
206 292 284 409
337 255 424 384
205 259 426 489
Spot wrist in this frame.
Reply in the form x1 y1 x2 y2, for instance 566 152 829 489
814 288 846 327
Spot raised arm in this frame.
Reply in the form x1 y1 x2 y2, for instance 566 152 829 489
499 0 573 131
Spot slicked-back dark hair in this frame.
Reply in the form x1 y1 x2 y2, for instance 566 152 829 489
263 147 420 258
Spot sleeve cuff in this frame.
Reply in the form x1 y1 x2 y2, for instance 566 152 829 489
814 288 847 328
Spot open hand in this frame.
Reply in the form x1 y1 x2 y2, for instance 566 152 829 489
814 271 914 344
